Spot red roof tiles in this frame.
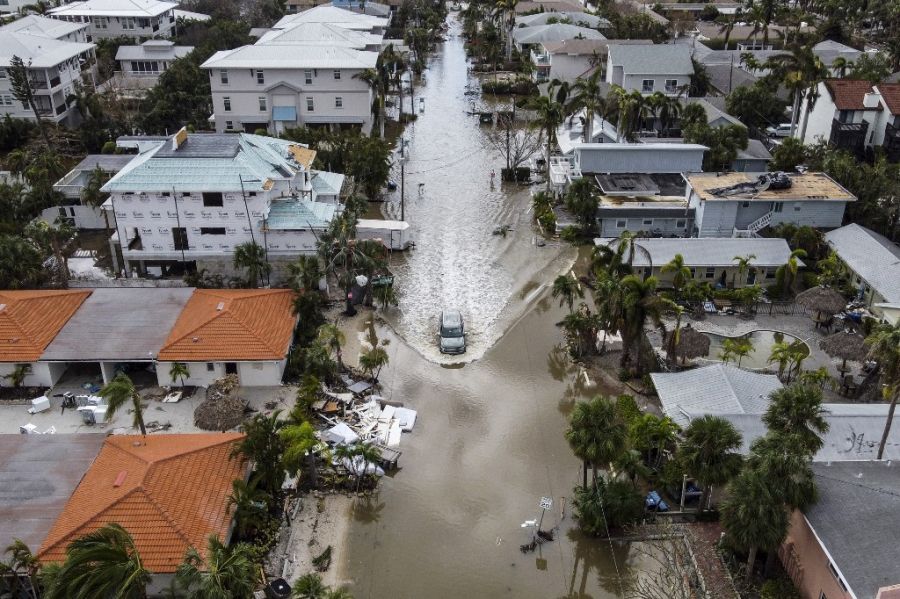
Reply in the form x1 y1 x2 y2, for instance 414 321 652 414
0 290 91 362
824 79 880 111
878 83 900 115
158 289 296 362
37 433 247 573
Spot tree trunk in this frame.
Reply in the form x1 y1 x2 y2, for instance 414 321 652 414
789 92 801 138
799 89 813 141
746 545 758 576
699 486 710 513
582 459 588 489
877 390 898 460
764 548 778 578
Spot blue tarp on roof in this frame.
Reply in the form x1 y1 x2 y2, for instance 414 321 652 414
272 106 298 121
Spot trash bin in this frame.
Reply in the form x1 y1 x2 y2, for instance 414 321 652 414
265 578 291 599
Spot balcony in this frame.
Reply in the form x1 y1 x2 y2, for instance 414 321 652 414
885 122 900 162
829 118 868 158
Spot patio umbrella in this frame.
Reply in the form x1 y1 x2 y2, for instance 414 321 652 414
665 324 711 364
819 330 868 373
795 286 846 323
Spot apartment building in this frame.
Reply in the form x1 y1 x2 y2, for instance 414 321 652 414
0 16 96 126
49 0 177 42
202 40 378 135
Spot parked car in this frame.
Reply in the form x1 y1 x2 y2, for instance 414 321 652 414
766 123 793 138
439 310 466 354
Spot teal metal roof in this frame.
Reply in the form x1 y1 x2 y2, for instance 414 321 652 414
265 198 337 229
311 170 344 196
102 133 308 193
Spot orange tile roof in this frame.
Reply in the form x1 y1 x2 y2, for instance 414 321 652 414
878 83 900 116
37 433 246 573
0 290 91 362
824 79 880 111
158 289 296 362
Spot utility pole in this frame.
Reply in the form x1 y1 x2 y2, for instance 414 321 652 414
399 137 407 222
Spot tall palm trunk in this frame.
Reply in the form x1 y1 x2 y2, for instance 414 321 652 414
747 545 758 575
878 390 898 460
789 91 801 138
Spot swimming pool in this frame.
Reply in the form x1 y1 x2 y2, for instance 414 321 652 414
705 330 808 370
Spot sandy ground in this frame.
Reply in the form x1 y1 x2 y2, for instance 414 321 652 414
1 383 295 435
270 492 354 589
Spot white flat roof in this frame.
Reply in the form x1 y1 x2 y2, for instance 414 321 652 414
0 32 94 68
202 44 378 70
50 0 176 18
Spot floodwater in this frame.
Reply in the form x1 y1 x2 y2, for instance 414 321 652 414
339 15 660 599
377 16 569 363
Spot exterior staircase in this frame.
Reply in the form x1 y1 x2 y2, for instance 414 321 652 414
733 210 773 238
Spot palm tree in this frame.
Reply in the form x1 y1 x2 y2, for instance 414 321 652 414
831 56 851 77
764 41 828 139
768 340 792 380
678 415 743 512
375 284 398 310
629 413 680 469
551 273 583 313
492 0 519 62
355 68 386 138
3 539 39 599
619 274 667 373
660 253 691 292
732 254 756 287
527 94 565 190
287 255 323 293
317 322 346 375
81 165 112 236
227 479 270 539
169 362 189 387
565 395 627 488
99 373 147 436
293 573 354 599
47 524 151 599
359 345 388 382
720 337 754 368
232 411 286 494
762 383 829 457
612 448 650 488
175 535 258 599
280 420 317 482
568 69 607 142
352 442 382 492
720 467 790 576
747 434 819 512
233 241 270 289
866 322 900 460
776 248 806 296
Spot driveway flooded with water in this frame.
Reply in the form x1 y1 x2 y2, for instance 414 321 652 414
339 15 657 598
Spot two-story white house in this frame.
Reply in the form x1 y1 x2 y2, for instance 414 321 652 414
686 172 856 238
103 129 409 280
202 43 378 134
0 16 96 126
799 79 900 161
272 4 388 34
49 0 177 42
606 43 693 95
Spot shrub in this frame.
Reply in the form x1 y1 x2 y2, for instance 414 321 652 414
573 480 644 534
760 577 802 599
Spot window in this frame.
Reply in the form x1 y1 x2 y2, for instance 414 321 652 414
705 267 715 279
1 95 12 106
616 220 627 228
641 79 654 93
772 202 783 213
306 97 314 112
122 17 135 30
335 96 343 109
665 79 678 93
794 202 802 212
766 268 776 279
675 219 686 228
202 192 223 207
219 69 228 84
742 201 750 208
206 363 215 372
225 120 234 130
688 268 696 278
200 227 226 235
304 70 312 84
333 69 341 80
256 69 265 84
0 69 7 79
258 96 267 111
642 219 653 226
828 563 848 592
172 227 188 250
838 110 851 123
223 96 231 112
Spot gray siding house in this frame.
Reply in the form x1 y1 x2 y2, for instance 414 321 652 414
686 172 855 238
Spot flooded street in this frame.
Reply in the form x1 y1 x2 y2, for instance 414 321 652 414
377 16 572 363
338 15 659 599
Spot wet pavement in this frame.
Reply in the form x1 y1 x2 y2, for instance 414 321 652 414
338 15 659 599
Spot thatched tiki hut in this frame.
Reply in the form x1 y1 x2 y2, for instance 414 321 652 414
665 324 711 366
820 330 868 373
796 286 846 327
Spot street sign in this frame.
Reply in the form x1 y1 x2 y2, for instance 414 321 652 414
539 497 553 511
